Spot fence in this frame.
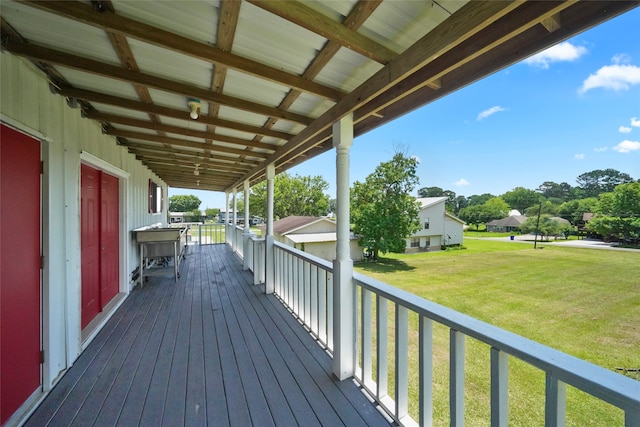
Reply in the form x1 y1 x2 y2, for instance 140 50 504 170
256 241 640 426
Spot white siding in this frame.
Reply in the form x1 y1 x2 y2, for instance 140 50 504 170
1 53 168 391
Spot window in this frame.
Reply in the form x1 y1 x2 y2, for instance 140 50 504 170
424 218 430 230
148 179 163 213
410 238 420 248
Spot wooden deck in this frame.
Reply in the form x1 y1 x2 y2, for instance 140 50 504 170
26 244 390 426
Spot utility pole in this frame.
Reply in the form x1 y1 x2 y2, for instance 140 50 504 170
533 202 542 249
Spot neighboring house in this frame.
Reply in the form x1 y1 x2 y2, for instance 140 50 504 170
406 197 465 252
218 209 238 223
486 214 527 233
272 216 364 262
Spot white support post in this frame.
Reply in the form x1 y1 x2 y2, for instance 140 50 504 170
265 162 275 294
243 179 251 270
332 113 355 380
232 189 238 253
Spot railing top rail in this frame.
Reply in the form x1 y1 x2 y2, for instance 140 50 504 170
273 240 333 271
353 271 640 411
249 235 265 242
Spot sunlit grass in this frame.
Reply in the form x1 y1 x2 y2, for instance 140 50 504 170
355 239 639 425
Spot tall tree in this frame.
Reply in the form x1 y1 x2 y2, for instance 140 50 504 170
537 181 574 201
502 187 540 214
467 193 495 206
557 198 598 225
576 169 635 198
587 182 640 241
247 172 330 219
458 197 509 230
417 186 457 212
168 194 201 212
351 152 421 260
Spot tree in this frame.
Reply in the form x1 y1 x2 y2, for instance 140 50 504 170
576 169 634 198
537 181 574 202
168 194 201 212
247 172 330 219
458 197 508 230
351 152 421 260
587 182 640 242
502 187 541 214
417 186 456 212
557 198 598 224
454 195 469 214
467 193 495 206
520 215 563 241
205 208 220 220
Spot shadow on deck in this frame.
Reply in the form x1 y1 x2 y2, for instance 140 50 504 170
26 244 390 426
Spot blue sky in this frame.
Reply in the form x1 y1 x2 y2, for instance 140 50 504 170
170 8 640 211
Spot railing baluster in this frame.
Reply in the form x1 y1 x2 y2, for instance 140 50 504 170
450 329 465 427
310 264 318 336
420 316 433 427
625 408 640 427
377 296 388 402
318 268 327 346
304 261 311 327
491 347 508 427
361 287 373 389
396 304 409 422
545 373 566 427
327 272 333 351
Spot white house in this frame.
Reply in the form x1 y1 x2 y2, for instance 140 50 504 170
406 197 465 252
272 216 364 262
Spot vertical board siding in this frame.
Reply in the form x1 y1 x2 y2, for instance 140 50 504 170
0 52 169 392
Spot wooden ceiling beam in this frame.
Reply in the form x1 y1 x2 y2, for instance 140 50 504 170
246 0 396 64
129 150 253 173
1 39 313 125
230 1 523 189
58 87 293 140
124 143 259 167
111 130 269 160
21 0 343 102
87 112 278 152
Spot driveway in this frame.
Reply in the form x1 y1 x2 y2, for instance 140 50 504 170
468 234 640 252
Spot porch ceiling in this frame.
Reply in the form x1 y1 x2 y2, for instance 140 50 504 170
2 1 638 192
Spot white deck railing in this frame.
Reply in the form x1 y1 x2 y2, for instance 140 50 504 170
234 241 640 426
273 242 334 352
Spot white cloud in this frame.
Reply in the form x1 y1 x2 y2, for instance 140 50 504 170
454 178 470 187
619 126 632 133
594 147 608 152
612 54 632 65
579 64 640 93
574 153 586 160
477 106 506 121
613 140 640 153
631 117 640 127
525 42 587 69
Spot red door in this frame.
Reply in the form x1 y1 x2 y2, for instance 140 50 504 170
1 124 41 425
100 173 119 304
81 165 119 329
81 164 101 328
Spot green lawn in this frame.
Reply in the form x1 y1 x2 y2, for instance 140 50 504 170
354 239 640 425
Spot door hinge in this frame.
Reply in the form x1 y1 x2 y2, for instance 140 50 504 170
41 161 44 174
40 350 45 364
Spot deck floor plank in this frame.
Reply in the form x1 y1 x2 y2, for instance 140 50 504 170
26 244 390 427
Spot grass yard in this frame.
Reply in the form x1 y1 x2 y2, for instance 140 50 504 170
354 239 640 426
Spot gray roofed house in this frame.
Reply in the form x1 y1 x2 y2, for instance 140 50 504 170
486 215 527 233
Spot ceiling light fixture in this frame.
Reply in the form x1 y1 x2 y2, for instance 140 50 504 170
187 98 201 120
194 163 200 176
